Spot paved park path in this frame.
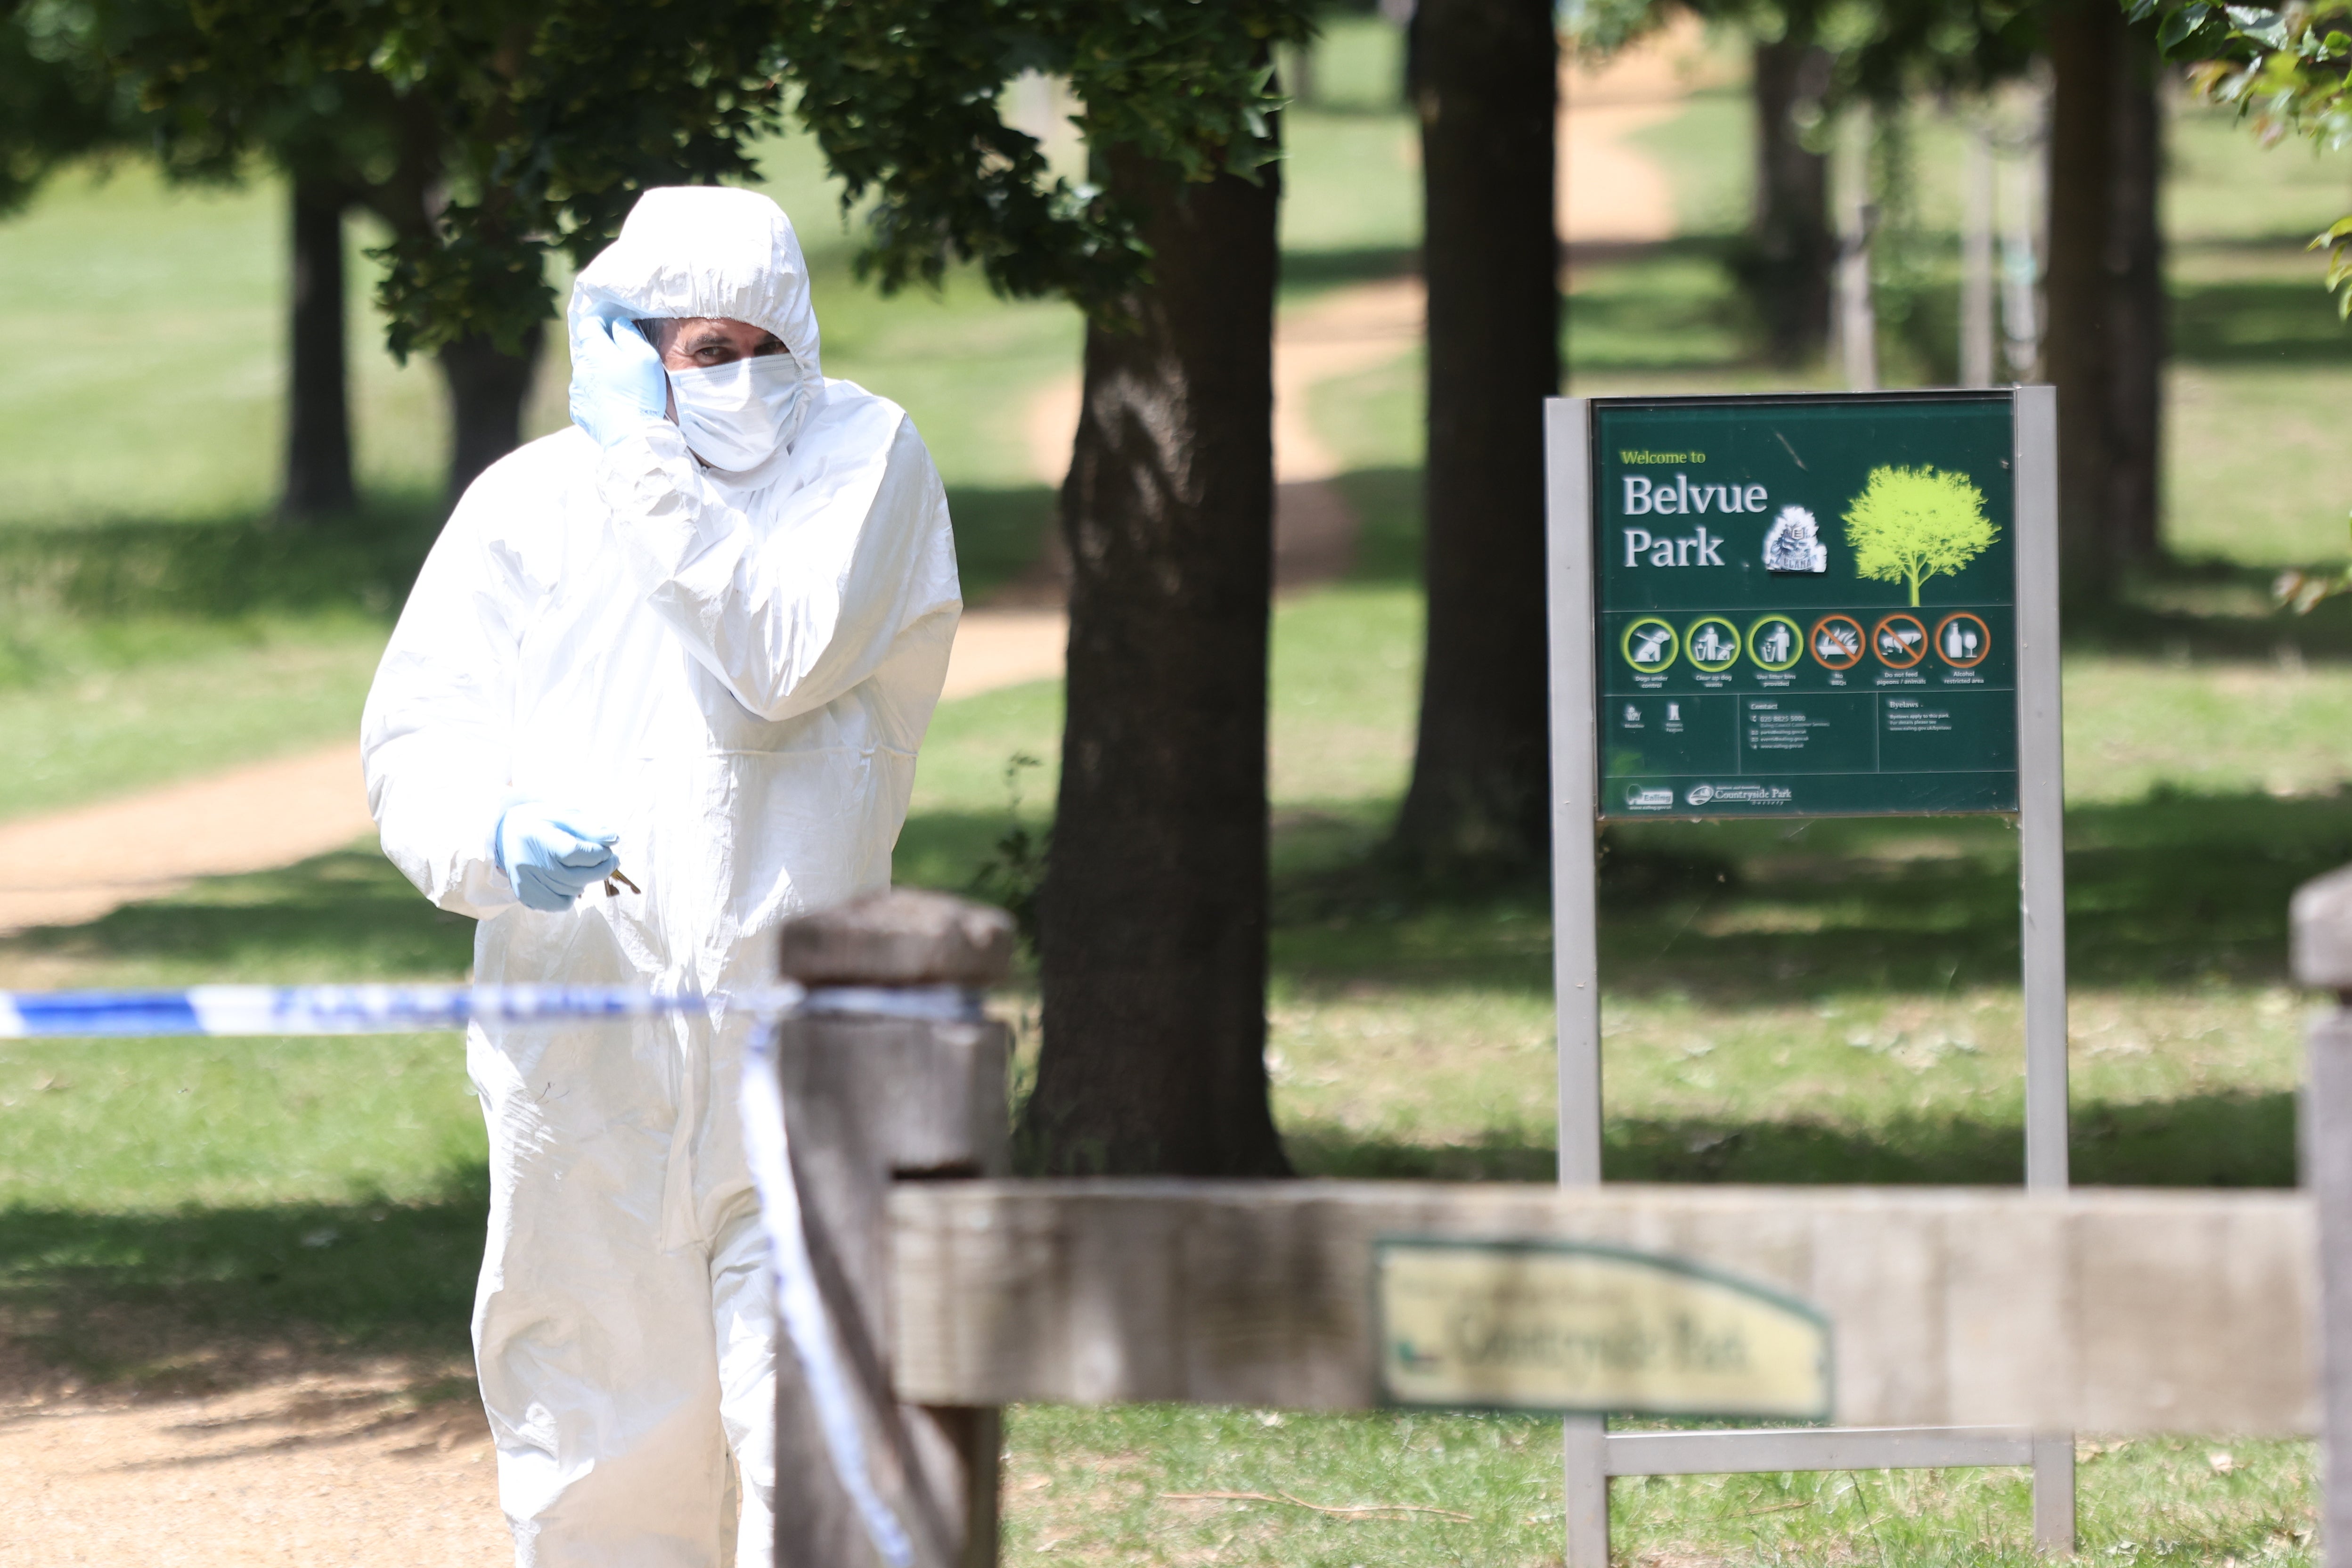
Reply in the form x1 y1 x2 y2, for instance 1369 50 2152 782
0 35 1699 1562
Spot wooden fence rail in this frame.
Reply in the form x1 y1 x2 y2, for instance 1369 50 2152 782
891 1179 2316 1435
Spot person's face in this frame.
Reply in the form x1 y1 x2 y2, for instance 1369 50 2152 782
641 316 786 371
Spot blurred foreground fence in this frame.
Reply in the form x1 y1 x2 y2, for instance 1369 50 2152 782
777 883 2352 1568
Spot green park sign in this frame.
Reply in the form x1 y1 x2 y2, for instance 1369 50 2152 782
1590 392 2020 818
1544 387 2069 1556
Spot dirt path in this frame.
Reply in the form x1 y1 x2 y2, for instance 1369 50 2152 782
0 745 376 939
1559 16 1720 248
0 1370 505 1568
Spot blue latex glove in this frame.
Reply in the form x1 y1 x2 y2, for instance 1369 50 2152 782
494 803 622 913
568 308 669 448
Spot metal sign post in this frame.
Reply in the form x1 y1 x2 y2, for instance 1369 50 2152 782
1544 387 2070 1563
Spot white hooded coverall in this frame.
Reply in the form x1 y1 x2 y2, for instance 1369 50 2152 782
361 186 963 1567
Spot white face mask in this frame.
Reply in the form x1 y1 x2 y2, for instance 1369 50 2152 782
665 352 804 473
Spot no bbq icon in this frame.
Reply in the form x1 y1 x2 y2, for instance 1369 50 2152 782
1622 611 1995 674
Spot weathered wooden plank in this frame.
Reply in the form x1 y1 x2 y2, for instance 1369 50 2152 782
891 1180 2317 1435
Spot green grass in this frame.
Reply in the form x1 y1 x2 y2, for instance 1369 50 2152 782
0 614 389 820
1000 1409 2314 1566
1625 84 1754 239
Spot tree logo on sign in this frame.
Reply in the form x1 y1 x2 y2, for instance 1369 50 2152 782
1841 466 1997 606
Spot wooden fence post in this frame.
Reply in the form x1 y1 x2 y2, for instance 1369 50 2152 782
770 889 1015 1568
2295 867 2352 1566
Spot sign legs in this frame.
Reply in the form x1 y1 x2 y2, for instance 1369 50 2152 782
2031 1437 2075 1553
1563 1415 1609 1566
2307 1011 2352 1566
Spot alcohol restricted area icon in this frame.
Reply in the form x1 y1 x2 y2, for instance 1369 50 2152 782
1936 612 1991 668
1622 617 1678 671
1811 614 1864 670
1747 615 1802 671
1873 613 1927 669
1687 616 1742 673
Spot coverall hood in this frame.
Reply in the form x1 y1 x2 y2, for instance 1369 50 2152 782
569 183 824 386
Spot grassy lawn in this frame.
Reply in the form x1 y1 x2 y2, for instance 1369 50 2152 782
9 32 2352 1564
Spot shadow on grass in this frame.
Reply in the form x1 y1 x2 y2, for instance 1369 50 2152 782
3 848 477 978
1566 238 1758 379
0 493 449 622
0 1176 488 1389
2066 557 2352 658
894 809 1036 911
0 480 1058 627
940 482 1057 604
1288 1086 2295 1188
1268 788 2352 1004
916 777 2352 1008
1328 465 1422 585
1282 245 1421 292
2174 273 2352 367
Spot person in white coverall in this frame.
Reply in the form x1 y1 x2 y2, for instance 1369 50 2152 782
360 185 962 1567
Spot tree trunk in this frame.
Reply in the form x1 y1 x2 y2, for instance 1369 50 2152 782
1021 145 1288 1178
2044 0 2122 604
1748 36 1833 366
436 324 544 506
2106 30 2164 563
1388 0 1559 880
282 176 356 521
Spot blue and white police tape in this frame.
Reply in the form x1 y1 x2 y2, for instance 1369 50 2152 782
0 981 985 1038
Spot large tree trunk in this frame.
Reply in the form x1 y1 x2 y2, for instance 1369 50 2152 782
436 325 544 506
1021 145 1288 1177
2106 31 2165 563
282 176 356 521
2044 0 2123 604
1388 0 1560 880
1748 35 1834 366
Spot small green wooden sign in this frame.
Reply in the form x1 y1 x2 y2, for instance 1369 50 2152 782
1592 392 2019 818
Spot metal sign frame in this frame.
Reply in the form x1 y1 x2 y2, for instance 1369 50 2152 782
1543 387 2071 1564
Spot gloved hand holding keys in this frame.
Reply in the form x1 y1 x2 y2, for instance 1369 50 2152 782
495 803 623 912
